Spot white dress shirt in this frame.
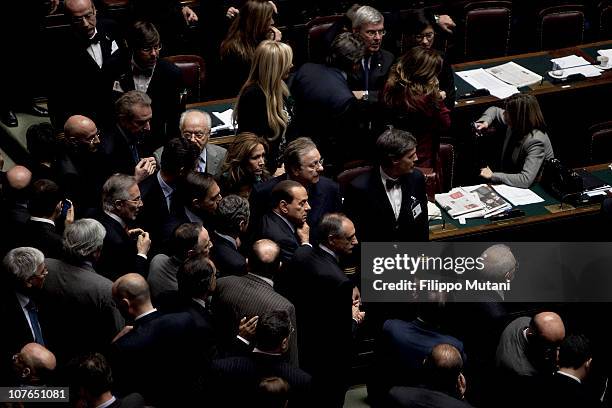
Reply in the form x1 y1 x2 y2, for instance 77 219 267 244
380 167 402 220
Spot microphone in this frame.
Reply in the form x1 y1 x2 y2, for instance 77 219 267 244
457 88 490 100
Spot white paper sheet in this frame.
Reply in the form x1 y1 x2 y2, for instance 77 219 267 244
456 68 519 99
548 55 602 78
485 61 543 87
211 108 236 133
492 184 544 206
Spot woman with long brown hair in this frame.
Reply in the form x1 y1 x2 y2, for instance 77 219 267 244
233 40 293 170
219 132 270 197
382 46 451 169
219 0 279 96
475 93 554 188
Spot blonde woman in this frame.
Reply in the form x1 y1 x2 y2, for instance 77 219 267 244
382 46 450 169
220 0 278 96
234 40 293 170
219 132 270 197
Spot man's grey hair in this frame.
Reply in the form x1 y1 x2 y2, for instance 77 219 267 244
479 244 517 282
115 90 152 119
352 5 384 29
3 247 45 283
179 110 211 130
282 137 317 173
317 213 348 245
376 127 417 166
63 219 107 261
216 195 250 235
102 174 137 212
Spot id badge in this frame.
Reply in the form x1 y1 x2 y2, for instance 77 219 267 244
411 197 422 219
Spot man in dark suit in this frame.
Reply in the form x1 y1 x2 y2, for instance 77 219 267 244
258 180 311 263
112 21 183 145
179 110 227 177
249 137 341 243
0 247 48 383
136 137 199 255
111 273 203 406
100 91 158 183
48 0 124 129
212 310 312 408
344 127 429 242
67 352 145 408
0 166 33 257
388 344 474 408
58 115 107 215
96 174 151 281
18 179 72 259
211 195 249 277
280 213 363 407
349 6 394 103
40 219 124 364
214 239 298 365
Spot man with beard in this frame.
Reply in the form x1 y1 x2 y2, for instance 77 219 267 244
100 91 157 184
96 174 152 281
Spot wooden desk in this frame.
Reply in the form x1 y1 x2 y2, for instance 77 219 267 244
429 164 610 241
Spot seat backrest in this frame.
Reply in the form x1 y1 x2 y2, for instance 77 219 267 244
464 1 512 60
538 5 585 50
337 165 373 195
589 121 612 164
599 1 612 40
162 54 206 103
306 15 344 63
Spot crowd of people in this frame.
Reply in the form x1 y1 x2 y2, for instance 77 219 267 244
0 0 604 407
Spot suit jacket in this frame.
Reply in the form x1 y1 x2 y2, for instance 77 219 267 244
538 372 602 408
478 106 555 188
56 149 107 215
19 219 63 259
48 19 124 129
210 232 247 277
39 258 124 363
257 212 300 263
111 310 202 406
348 49 395 102
211 353 312 408
136 172 174 255
280 245 353 406
107 393 146 408
152 143 227 178
100 124 155 180
388 386 474 408
96 212 149 281
214 273 298 366
113 59 183 146
344 167 429 242
249 175 342 242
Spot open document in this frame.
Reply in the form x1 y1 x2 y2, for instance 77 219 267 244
456 68 519 99
492 184 544 206
485 61 542 87
211 108 236 134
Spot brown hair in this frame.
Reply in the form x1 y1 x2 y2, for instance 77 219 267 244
383 46 443 112
503 93 547 136
220 0 275 62
221 132 270 188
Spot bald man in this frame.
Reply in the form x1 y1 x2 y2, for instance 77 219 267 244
48 0 124 128
389 343 474 408
496 311 565 376
57 115 106 214
110 273 201 406
2 166 33 226
12 343 56 386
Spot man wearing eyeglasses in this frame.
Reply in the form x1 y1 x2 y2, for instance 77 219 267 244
48 0 124 129
349 6 394 103
113 21 183 147
179 110 227 178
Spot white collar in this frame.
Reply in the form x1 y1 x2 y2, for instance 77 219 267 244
319 244 339 262
273 211 296 233
253 348 282 356
556 370 582 384
249 273 274 288
192 298 207 309
156 171 174 198
134 308 157 321
96 396 117 408
15 291 31 309
30 216 55 226
104 210 126 229
184 206 202 224
379 166 399 183
88 28 98 41
215 231 237 249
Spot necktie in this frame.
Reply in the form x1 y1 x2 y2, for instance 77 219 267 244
88 32 103 45
130 143 140 164
386 178 401 190
26 300 45 346
363 57 370 91
198 157 206 173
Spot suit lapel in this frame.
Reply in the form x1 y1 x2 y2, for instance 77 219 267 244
372 170 397 223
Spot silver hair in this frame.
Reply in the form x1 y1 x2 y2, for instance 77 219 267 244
217 195 250 234
63 219 107 261
179 110 211 131
352 5 384 29
3 247 45 283
479 244 517 282
102 174 137 212
115 90 152 119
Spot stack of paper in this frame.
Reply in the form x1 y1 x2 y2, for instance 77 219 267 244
456 68 519 99
211 109 236 134
491 185 544 206
435 187 485 219
549 55 602 78
464 184 513 217
485 61 543 87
